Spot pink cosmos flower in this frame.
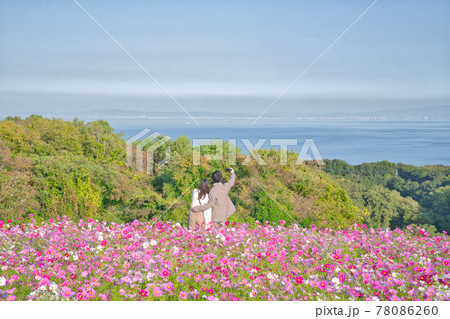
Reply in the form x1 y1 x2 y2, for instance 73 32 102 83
153 287 163 297
202 255 210 263
61 287 74 298
160 269 170 278
139 289 148 297
179 291 187 299
318 281 327 290
99 294 107 301
7 295 16 301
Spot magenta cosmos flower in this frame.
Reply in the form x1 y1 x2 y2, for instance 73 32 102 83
160 269 171 278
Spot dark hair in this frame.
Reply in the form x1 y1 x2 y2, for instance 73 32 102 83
211 170 222 183
198 179 210 200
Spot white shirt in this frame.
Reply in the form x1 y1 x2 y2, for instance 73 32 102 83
191 189 212 226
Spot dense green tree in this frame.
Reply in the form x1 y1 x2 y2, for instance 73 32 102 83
421 186 450 232
325 159 448 231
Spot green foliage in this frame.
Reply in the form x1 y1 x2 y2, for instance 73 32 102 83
4 116 441 233
325 159 449 232
361 185 419 229
252 190 287 224
0 115 125 161
420 186 450 233
0 140 39 220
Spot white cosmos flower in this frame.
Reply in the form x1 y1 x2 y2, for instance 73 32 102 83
150 239 157 246
73 254 78 261
267 272 278 280
0 277 6 286
49 284 58 293
332 277 341 285
143 242 149 249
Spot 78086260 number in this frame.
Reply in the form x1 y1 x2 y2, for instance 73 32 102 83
376 306 438 316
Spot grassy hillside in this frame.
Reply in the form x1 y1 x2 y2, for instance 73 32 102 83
0 115 363 229
1 115 448 232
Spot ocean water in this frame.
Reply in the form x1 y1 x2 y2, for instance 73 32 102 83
104 118 450 166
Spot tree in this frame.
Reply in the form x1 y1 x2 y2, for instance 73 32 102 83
0 140 39 220
421 186 450 233
362 185 419 229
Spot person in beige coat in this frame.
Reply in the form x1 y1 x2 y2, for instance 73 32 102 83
191 168 236 227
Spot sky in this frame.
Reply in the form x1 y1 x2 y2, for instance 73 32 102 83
0 0 449 116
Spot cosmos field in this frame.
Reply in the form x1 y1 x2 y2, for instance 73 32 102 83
0 216 449 301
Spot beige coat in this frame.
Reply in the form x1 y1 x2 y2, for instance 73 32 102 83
195 173 236 225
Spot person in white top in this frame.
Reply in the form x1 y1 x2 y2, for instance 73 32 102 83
189 179 212 229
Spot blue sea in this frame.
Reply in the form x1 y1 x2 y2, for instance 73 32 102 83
104 118 450 166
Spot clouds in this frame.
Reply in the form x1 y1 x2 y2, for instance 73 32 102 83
0 0 449 114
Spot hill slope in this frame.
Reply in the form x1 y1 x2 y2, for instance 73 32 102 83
0 115 362 228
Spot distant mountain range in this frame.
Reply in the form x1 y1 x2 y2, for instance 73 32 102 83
2 105 450 120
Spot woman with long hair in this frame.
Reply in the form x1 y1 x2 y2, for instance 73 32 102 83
188 179 211 229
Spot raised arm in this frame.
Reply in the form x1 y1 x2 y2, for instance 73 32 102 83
224 172 235 192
